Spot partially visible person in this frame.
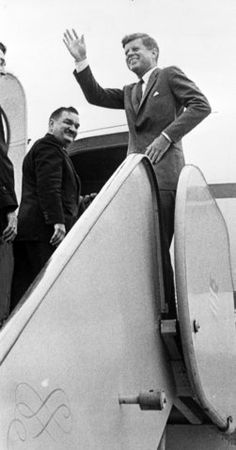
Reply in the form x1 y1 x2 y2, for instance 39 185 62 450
0 42 18 325
0 41 6 74
0 42 17 243
0 137 18 245
0 140 18 324
11 106 82 310
63 30 211 317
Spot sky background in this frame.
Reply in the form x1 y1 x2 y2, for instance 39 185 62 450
1 0 236 183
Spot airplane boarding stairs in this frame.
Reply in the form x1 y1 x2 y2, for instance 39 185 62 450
166 165 236 449
0 154 236 449
0 154 174 450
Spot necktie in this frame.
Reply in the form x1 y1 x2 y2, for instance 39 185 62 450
136 78 144 104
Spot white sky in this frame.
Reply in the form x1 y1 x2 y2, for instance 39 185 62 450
1 0 236 183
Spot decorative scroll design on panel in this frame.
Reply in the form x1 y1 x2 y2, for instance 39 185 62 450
7 383 73 449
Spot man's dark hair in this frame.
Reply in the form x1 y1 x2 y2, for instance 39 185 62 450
121 33 159 60
0 42 7 54
49 106 79 122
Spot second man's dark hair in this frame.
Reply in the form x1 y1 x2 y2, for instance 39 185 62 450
49 106 79 122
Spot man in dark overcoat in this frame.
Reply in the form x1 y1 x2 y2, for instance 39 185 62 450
11 106 81 309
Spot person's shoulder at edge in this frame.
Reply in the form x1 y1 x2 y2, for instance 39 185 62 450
156 65 184 76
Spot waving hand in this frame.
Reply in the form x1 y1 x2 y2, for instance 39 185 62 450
63 29 87 62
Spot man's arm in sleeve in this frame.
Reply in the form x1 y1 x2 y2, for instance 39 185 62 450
73 65 125 109
0 145 18 211
163 65 211 143
0 148 18 242
63 29 124 109
34 142 66 245
146 67 211 164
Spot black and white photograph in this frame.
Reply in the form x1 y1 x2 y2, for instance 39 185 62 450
0 0 235 448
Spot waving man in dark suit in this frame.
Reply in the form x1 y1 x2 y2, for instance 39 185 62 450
63 31 211 316
11 106 81 309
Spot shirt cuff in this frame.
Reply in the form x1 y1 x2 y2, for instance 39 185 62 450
75 58 89 73
161 131 172 143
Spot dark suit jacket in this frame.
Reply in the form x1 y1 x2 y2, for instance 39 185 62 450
74 65 211 190
17 133 81 242
0 143 18 234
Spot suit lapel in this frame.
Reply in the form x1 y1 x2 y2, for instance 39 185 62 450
138 68 160 111
128 67 161 116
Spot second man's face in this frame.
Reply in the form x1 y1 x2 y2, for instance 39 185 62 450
124 38 157 78
50 111 80 147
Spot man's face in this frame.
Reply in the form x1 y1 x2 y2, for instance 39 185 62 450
0 49 6 74
124 38 157 77
49 110 80 147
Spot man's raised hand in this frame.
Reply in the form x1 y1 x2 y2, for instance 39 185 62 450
63 29 87 62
